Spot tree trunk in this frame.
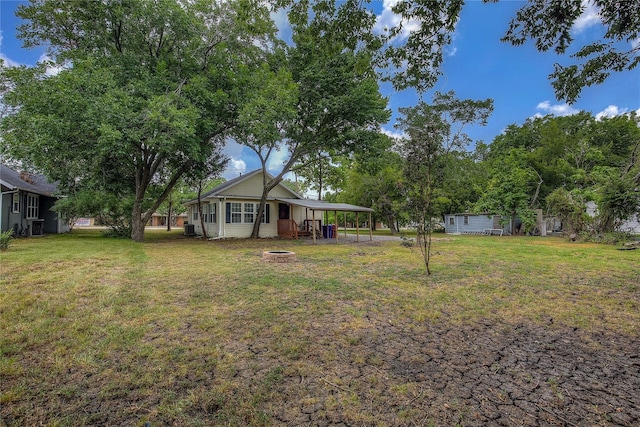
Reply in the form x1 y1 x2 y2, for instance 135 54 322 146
387 214 396 234
250 189 269 239
167 200 172 232
131 201 145 242
197 183 208 239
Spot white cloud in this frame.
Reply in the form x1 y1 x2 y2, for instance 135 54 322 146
270 8 291 40
536 100 579 116
221 139 247 179
0 31 22 68
266 145 289 173
572 0 601 33
374 0 421 43
0 53 21 68
595 105 626 120
380 126 405 140
38 53 67 76
445 46 457 57
223 158 247 180
631 38 640 50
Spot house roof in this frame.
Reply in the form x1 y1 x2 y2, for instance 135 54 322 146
0 164 59 197
187 169 303 203
276 198 374 213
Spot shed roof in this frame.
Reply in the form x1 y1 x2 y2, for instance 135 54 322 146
276 198 374 213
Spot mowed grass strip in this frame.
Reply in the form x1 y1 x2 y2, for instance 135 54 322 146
0 229 638 425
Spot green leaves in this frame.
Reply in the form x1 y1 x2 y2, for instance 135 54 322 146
3 0 276 241
502 0 640 103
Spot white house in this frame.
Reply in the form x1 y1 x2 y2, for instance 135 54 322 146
184 169 374 240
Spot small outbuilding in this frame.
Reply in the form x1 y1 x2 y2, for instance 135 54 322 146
443 213 512 235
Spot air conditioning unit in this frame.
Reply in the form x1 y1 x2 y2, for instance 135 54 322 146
184 224 195 236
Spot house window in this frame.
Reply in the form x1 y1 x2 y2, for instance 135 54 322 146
463 215 469 225
259 203 268 223
192 205 199 221
209 203 216 223
244 203 254 223
26 194 39 219
225 202 270 224
202 204 209 223
231 203 242 223
448 217 454 226
12 193 20 213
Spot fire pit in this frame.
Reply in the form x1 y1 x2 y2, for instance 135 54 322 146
262 250 296 263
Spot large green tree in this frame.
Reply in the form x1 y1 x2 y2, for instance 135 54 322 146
483 111 640 234
340 147 406 233
1 0 274 241
236 1 390 238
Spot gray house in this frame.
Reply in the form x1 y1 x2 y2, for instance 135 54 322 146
443 213 512 235
0 164 69 236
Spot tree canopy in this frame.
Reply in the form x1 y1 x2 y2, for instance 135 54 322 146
2 0 275 241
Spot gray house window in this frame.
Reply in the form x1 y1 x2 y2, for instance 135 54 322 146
448 217 454 226
26 194 39 219
12 193 19 213
463 215 469 225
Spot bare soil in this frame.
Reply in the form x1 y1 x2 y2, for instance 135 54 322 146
229 311 640 426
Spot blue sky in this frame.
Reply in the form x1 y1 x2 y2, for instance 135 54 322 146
1 0 639 181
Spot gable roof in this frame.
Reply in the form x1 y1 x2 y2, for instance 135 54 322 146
193 169 303 201
0 164 59 197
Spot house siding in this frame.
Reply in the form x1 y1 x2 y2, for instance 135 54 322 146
216 173 297 199
444 214 510 234
585 201 640 234
0 189 68 235
190 199 278 238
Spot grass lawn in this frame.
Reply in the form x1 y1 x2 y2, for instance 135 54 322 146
1 229 638 426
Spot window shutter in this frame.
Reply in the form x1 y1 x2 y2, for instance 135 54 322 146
225 202 231 223
265 204 270 223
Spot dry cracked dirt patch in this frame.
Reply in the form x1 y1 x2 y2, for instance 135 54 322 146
229 313 640 426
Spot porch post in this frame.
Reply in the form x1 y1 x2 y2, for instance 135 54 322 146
356 211 360 242
334 210 338 243
312 209 317 244
344 212 347 237
369 211 373 241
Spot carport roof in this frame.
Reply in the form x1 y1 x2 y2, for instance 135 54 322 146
275 198 374 213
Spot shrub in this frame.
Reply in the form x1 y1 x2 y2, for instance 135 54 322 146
0 230 14 251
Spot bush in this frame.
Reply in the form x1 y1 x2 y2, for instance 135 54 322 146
0 230 14 251
580 231 633 245
102 225 132 239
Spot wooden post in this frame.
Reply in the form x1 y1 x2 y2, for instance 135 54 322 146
344 212 347 237
369 211 373 241
334 210 338 243
312 209 317 244
356 211 360 242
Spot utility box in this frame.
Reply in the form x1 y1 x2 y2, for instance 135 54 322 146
184 223 195 236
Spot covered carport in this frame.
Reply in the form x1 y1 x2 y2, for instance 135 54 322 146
275 198 375 244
